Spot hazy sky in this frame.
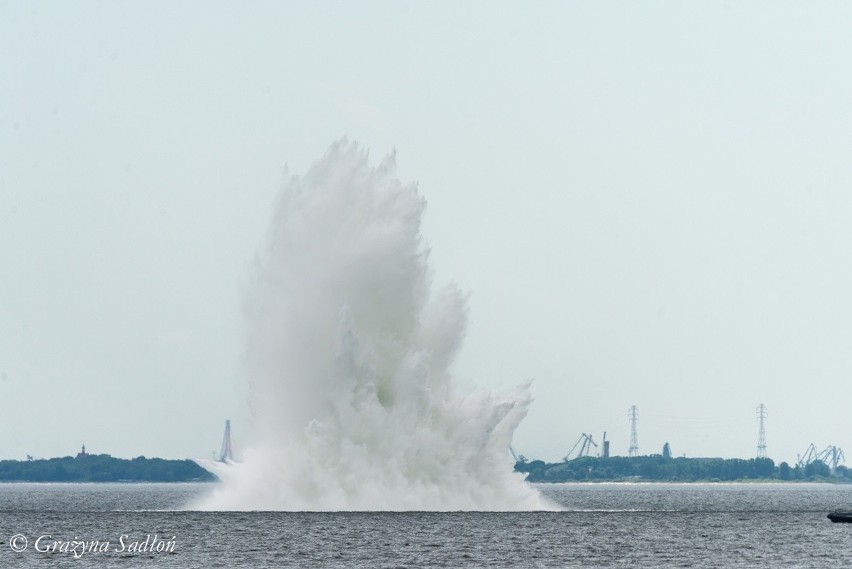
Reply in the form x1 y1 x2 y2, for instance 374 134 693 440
3 1 852 464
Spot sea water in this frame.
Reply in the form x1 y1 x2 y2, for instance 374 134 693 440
1 482 851 567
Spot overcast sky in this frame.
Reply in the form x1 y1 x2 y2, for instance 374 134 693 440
3 1 852 464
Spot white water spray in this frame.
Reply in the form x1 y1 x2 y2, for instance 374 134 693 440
198 140 550 510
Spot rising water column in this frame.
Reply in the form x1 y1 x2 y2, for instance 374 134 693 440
198 140 550 511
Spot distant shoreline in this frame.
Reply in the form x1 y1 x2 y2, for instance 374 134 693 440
0 480 215 483
531 478 852 485
0 454 217 483
516 455 851 484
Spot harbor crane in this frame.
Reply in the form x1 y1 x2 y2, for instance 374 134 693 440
797 443 818 468
820 446 846 474
509 446 527 463
797 443 846 474
564 433 598 461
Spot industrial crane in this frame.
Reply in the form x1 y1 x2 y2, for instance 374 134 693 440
797 443 818 468
509 446 527 463
817 445 846 474
797 443 846 474
564 433 598 461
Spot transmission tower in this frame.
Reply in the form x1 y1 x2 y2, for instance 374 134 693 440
628 405 639 457
756 404 767 459
219 419 234 462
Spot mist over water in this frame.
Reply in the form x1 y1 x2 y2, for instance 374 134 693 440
198 140 549 510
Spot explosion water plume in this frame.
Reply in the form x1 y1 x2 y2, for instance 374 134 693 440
198 140 550 510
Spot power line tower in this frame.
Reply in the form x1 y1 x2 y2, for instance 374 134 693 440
219 419 234 462
756 404 767 459
628 405 639 457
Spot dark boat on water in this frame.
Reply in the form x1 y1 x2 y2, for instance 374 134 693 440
828 511 852 523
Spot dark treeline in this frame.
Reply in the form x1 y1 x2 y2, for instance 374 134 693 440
0 454 216 482
516 456 852 483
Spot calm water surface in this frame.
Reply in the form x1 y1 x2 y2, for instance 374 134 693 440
0 482 850 567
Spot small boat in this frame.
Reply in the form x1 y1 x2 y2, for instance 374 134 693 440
828 511 852 523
